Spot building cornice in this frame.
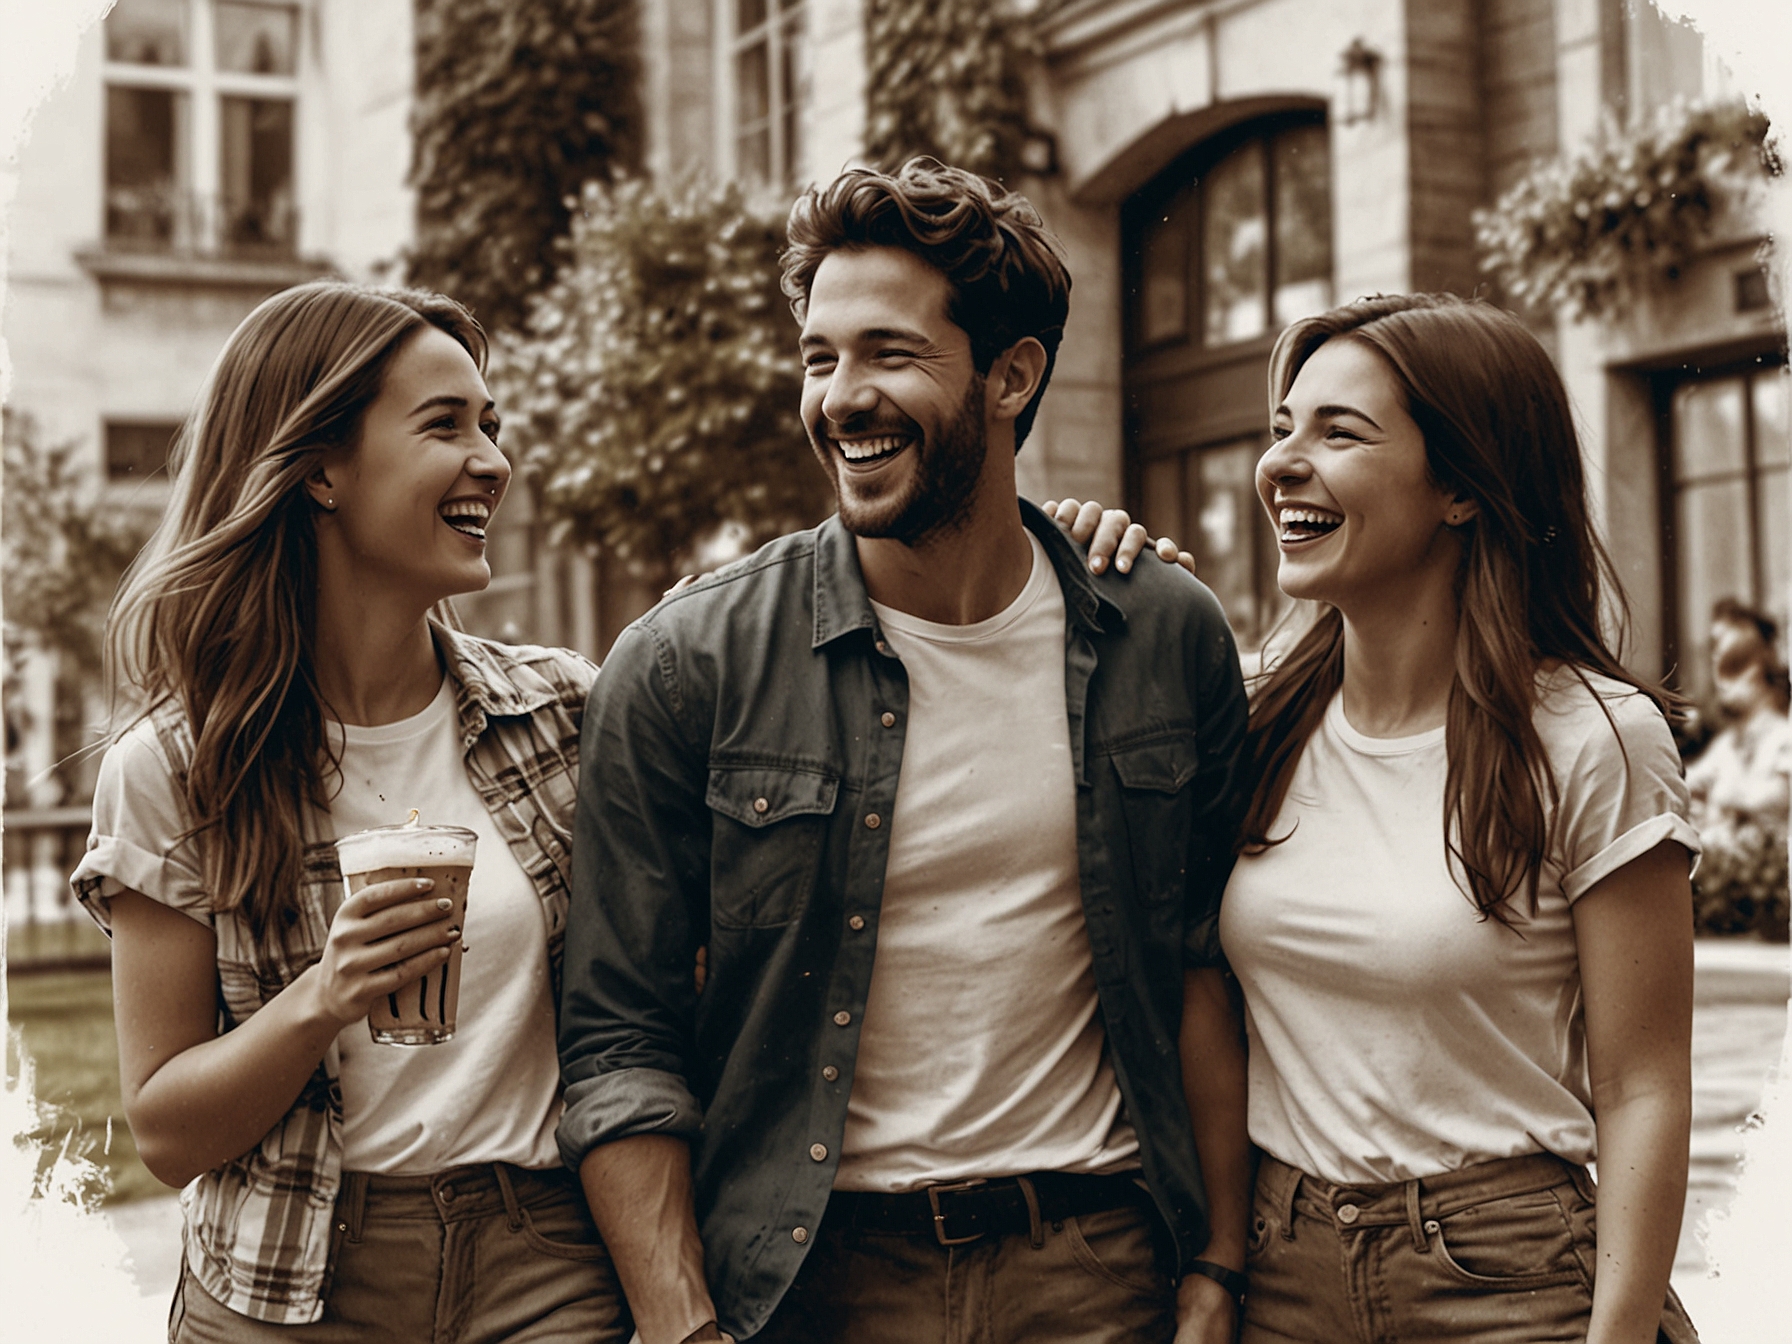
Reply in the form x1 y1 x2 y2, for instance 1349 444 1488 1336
1038 0 1266 66
74 248 337 292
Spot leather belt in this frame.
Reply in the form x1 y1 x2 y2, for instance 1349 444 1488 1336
825 1171 1156 1247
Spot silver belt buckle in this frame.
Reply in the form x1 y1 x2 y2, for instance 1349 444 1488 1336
926 1177 990 1246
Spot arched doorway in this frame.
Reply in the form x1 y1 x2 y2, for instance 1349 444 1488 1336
1122 113 1333 647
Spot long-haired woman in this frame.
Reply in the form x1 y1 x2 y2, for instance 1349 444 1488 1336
1056 293 1699 1342
71 281 631 1342
1219 293 1700 1342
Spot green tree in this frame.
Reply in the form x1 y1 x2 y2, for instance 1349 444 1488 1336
863 0 1037 182
2 409 153 679
489 177 832 572
406 0 640 333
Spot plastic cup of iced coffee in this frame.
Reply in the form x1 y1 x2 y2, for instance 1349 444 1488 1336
335 819 478 1046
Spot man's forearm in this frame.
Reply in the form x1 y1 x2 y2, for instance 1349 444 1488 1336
579 1134 719 1344
1179 967 1252 1271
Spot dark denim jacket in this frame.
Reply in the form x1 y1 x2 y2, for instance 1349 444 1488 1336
558 501 1248 1339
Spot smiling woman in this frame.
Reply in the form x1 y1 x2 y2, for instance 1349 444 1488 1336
307 323 510 649
1216 295 1702 1343
69 282 631 1342
1259 337 1471 624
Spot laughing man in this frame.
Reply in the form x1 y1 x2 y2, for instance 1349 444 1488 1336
556 158 1252 1344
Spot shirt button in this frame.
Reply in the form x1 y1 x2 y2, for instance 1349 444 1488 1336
1337 1203 1360 1225
864 813 881 829
792 1226 809 1244
810 1143 828 1161
833 1010 851 1026
822 1066 839 1081
880 711 896 728
875 640 889 654
439 1186 455 1203
848 915 865 931
753 797 769 814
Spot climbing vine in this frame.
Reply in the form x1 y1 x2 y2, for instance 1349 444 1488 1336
862 0 1037 183
407 0 640 333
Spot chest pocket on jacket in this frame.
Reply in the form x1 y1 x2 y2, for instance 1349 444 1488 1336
1108 735 1199 907
706 764 840 928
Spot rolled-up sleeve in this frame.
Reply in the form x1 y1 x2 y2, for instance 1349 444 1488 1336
557 619 713 1169
1180 586 1249 969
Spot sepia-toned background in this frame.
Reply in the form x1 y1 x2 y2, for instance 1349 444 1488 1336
4 0 1788 1336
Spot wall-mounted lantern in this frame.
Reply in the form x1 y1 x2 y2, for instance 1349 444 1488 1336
1339 38 1383 126
1019 127 1059 177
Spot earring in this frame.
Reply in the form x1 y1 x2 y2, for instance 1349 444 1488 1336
325 497 335 509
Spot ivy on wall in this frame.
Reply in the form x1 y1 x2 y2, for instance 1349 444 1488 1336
407 0 640 333
862 0 1037 182
1474 100 1779 321
488 178 832 572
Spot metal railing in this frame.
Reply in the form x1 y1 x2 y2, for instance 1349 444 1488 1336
3 805 108 973
104 185 299 261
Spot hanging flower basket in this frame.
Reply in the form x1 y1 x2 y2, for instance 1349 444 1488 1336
1474 100 1779 321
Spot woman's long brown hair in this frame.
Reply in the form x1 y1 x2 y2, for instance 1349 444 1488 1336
105 282 486 950
1240 294 1674 924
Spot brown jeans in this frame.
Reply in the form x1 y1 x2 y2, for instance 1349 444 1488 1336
751 1198 1178 1343
1242 1152 1699 1344
169 1163 632 1344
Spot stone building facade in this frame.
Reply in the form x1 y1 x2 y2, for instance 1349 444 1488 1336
5 0 1783 821
644 0 1786 681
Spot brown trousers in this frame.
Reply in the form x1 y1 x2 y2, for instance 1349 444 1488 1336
169 1163 633 1344
1241 1152 1700 1344
752 1200 1179 1343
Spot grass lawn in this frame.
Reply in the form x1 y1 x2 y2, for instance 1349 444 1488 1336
6 966 170 1205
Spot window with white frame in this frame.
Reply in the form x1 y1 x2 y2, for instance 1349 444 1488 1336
103 0 300 256
730 0 806 191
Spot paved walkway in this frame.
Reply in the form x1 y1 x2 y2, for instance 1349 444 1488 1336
89 940 1792 1337
1672 937 1789 1328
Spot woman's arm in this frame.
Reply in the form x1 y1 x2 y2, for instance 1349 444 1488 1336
111 879 460 1187
1572 838 1695 1344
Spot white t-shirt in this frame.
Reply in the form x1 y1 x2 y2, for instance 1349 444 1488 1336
1218 667 1700 1185
327 677 562 1172
85 677 563 1175
834 533 1140 1193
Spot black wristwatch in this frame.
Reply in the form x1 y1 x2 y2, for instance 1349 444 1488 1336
1185 1257 1248 1304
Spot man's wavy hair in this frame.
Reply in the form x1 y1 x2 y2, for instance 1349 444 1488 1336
781 157 1071 450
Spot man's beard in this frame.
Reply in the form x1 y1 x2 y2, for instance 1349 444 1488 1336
818 373 989 547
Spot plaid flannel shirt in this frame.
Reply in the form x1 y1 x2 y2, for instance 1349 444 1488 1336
71 624 595 1325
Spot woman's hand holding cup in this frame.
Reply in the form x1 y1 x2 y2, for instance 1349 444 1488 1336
312 877 459 1029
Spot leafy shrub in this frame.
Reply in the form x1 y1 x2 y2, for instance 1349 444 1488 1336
1474 100 1778 321
489 177 832 572
1693 818 1790 942
2 410 153 678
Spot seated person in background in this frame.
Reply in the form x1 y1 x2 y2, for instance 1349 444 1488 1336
1685 599 1791 938
1687 598 1792 834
